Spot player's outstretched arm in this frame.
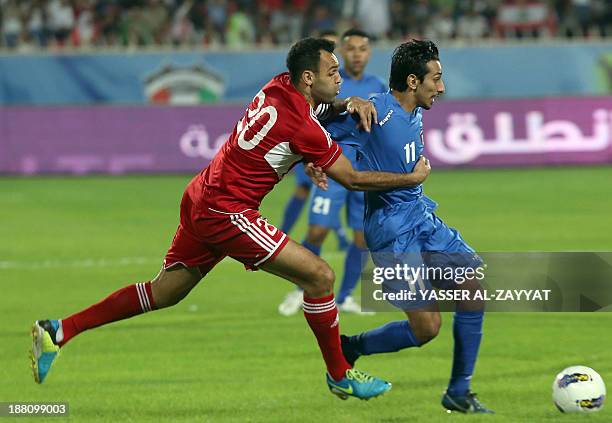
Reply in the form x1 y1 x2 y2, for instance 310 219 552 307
325 154 431 191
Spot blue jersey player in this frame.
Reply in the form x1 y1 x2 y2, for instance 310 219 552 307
279 29 387 316
339 40 494 414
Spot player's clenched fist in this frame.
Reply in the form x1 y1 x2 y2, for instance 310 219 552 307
413 155 431 183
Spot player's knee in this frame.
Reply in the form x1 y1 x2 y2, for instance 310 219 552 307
151 282 189 308
151 267 200 309
412 317 441 345
318 263 336 289
308 262 335 295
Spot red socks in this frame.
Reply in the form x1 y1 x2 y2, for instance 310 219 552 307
57 283 350 383
303 294 351 381
59 282 155 347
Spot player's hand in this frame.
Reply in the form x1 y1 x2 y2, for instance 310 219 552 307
413 155 431 183
346 97 377 133
305 162 328 191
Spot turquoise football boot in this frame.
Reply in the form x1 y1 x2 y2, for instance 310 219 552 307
326 368 391 400
31 320 61 384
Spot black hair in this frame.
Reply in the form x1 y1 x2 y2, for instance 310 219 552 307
389 39 439 91
319 29 338 38
341 28 370 40
286 37 336 84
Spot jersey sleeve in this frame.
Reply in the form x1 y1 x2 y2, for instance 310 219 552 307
292 116 342 170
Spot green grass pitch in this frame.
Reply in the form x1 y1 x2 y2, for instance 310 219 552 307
1 166 611 422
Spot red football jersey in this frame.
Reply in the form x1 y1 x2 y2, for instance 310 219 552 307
190 72 342 211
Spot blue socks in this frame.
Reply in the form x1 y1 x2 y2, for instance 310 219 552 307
348 320 421 356
280 195 306 233
345 311 484 397
337 243 368 304
447 311 484 396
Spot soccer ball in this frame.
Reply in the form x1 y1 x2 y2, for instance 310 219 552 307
552 366 606 413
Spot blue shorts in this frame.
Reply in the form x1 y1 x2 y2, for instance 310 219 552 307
294 163 311 188
365 197 482 310
307 145 364 231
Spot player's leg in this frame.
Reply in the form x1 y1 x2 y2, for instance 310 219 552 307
340 304 440 365
277 223 330 316
261 239 391 399
61 264 203 345
31 264 208 384
221 209 390 399
423 215 492 413
333 225 350 251
31 190 224 384
336 230 372 313
280 163 311 234
336 189 370 312
340 240 441 362
439 274 490 412
278 179 343 316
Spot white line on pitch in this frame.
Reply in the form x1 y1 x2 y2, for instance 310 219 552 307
0 252 346 270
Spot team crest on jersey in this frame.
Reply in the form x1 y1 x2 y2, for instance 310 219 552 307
144 62 225 105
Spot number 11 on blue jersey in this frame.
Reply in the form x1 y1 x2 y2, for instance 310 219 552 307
404 142 416 163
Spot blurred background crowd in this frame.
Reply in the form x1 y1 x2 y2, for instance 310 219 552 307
1 0 611 50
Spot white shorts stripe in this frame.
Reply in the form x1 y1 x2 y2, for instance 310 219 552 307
230 217 274 253
235 215 276 251
254 233 287 267
240 215 279 249
232 215 275 251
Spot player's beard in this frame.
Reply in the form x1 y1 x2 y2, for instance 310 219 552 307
313 85 337 104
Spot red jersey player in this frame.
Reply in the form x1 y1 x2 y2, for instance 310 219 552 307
31 38 431 400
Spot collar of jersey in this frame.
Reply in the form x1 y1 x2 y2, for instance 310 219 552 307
386 90 420 121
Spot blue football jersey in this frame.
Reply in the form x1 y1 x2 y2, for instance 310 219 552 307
324 69 385 148
323 113 366 148
359 91 429 210
338 68 386 101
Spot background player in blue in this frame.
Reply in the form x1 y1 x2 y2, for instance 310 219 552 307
339 40 494 414
278 29 387 316
279 30 350 252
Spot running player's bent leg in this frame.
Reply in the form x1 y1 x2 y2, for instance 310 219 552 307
340 305 440 365
59 265 202 346
31 264 204 384
276 224 329 317
150 265 203 308
262 239 350 381
262 238 334 296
